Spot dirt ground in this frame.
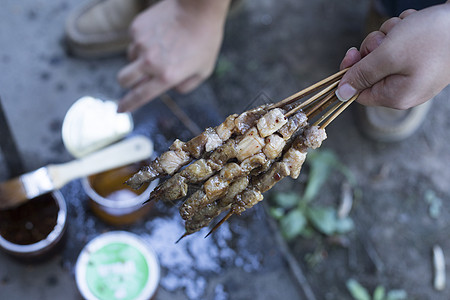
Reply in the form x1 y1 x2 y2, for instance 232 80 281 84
211 0 450 299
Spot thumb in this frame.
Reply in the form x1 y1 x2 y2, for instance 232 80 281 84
336 47 396 102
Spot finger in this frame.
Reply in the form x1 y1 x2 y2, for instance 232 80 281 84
340 47 361 70
336 44 399 102
379 17 401 35
117 77 172 112
127 43 139 61
399 9 417 19
175 75 203 94
360 31 385 57
117 59 150 89
356 74 421 108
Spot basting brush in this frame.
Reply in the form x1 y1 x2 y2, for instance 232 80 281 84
0 135 153 210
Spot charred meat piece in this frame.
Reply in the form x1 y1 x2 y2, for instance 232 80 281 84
180 158 215 183
253 161 290 193
263 134 286 160
236 127 265 161
240 153 267 173
304 126 327 149
204 127 223 152
180 190 208 220
147 173 188 202
159 149 191 175
256 108 288 138
216 114 238 141
234 105 268 134
278 112 308 140
282 146 307 179
209 139 237 166
232 188 264 215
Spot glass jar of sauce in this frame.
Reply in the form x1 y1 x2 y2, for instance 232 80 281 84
82 161 158 226
0 191 67 261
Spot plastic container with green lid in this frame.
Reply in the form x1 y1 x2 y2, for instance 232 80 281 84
75 231 160 300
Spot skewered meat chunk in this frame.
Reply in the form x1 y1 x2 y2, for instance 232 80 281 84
180 190 208 220
180 158 215 183
204 127 223 152
232 188 264 215
278 112 308 140
256 108 288 138
253 161 291 193
282 147 307 179
240 153 267 172
179 154 264 220
159 149 191 175
236 127 265 161
127 164 160 189
219 162 244 181
221 176 250 206
169 139 185 151
263 134 286 160
181 175 249 223
146 173 188 202
209 139 237 166
183 176 250 232
216 114 238 141
204 175 229 201
234 105 268 134
304 126 327 149
182 128 209 158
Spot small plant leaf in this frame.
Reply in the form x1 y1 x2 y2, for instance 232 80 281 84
272 192 301 210
373 285 385 300
280 209 307 240
269 207 285 220
307 206 337 236
424 189 442 219
346 279 371 300
334 217 355 234
386 289 407 300
303 150 337 203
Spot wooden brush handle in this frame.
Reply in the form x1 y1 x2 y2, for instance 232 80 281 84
47 135 153 189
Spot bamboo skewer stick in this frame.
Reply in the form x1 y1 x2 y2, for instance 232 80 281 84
270 68 348 109
304 86 338 117
205 210 234 238
318 94 359 129
312 101 344 127
306 94 338 120
285 80 340 117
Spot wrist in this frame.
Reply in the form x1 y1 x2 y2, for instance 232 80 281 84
177 0 232 17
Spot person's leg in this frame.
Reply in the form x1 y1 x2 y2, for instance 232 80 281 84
65 0 244 59
65 0 150 58
379 0 444 16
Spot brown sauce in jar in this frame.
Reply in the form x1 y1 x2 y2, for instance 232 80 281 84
0 193 58 245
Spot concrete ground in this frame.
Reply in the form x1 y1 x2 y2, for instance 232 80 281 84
2 0 450 299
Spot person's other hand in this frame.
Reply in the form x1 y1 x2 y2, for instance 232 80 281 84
337 3 450 109
117 0 231 112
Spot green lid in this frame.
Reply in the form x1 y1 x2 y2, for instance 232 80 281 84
76 231 159 300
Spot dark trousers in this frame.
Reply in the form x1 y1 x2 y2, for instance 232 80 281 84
380 0 446 16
